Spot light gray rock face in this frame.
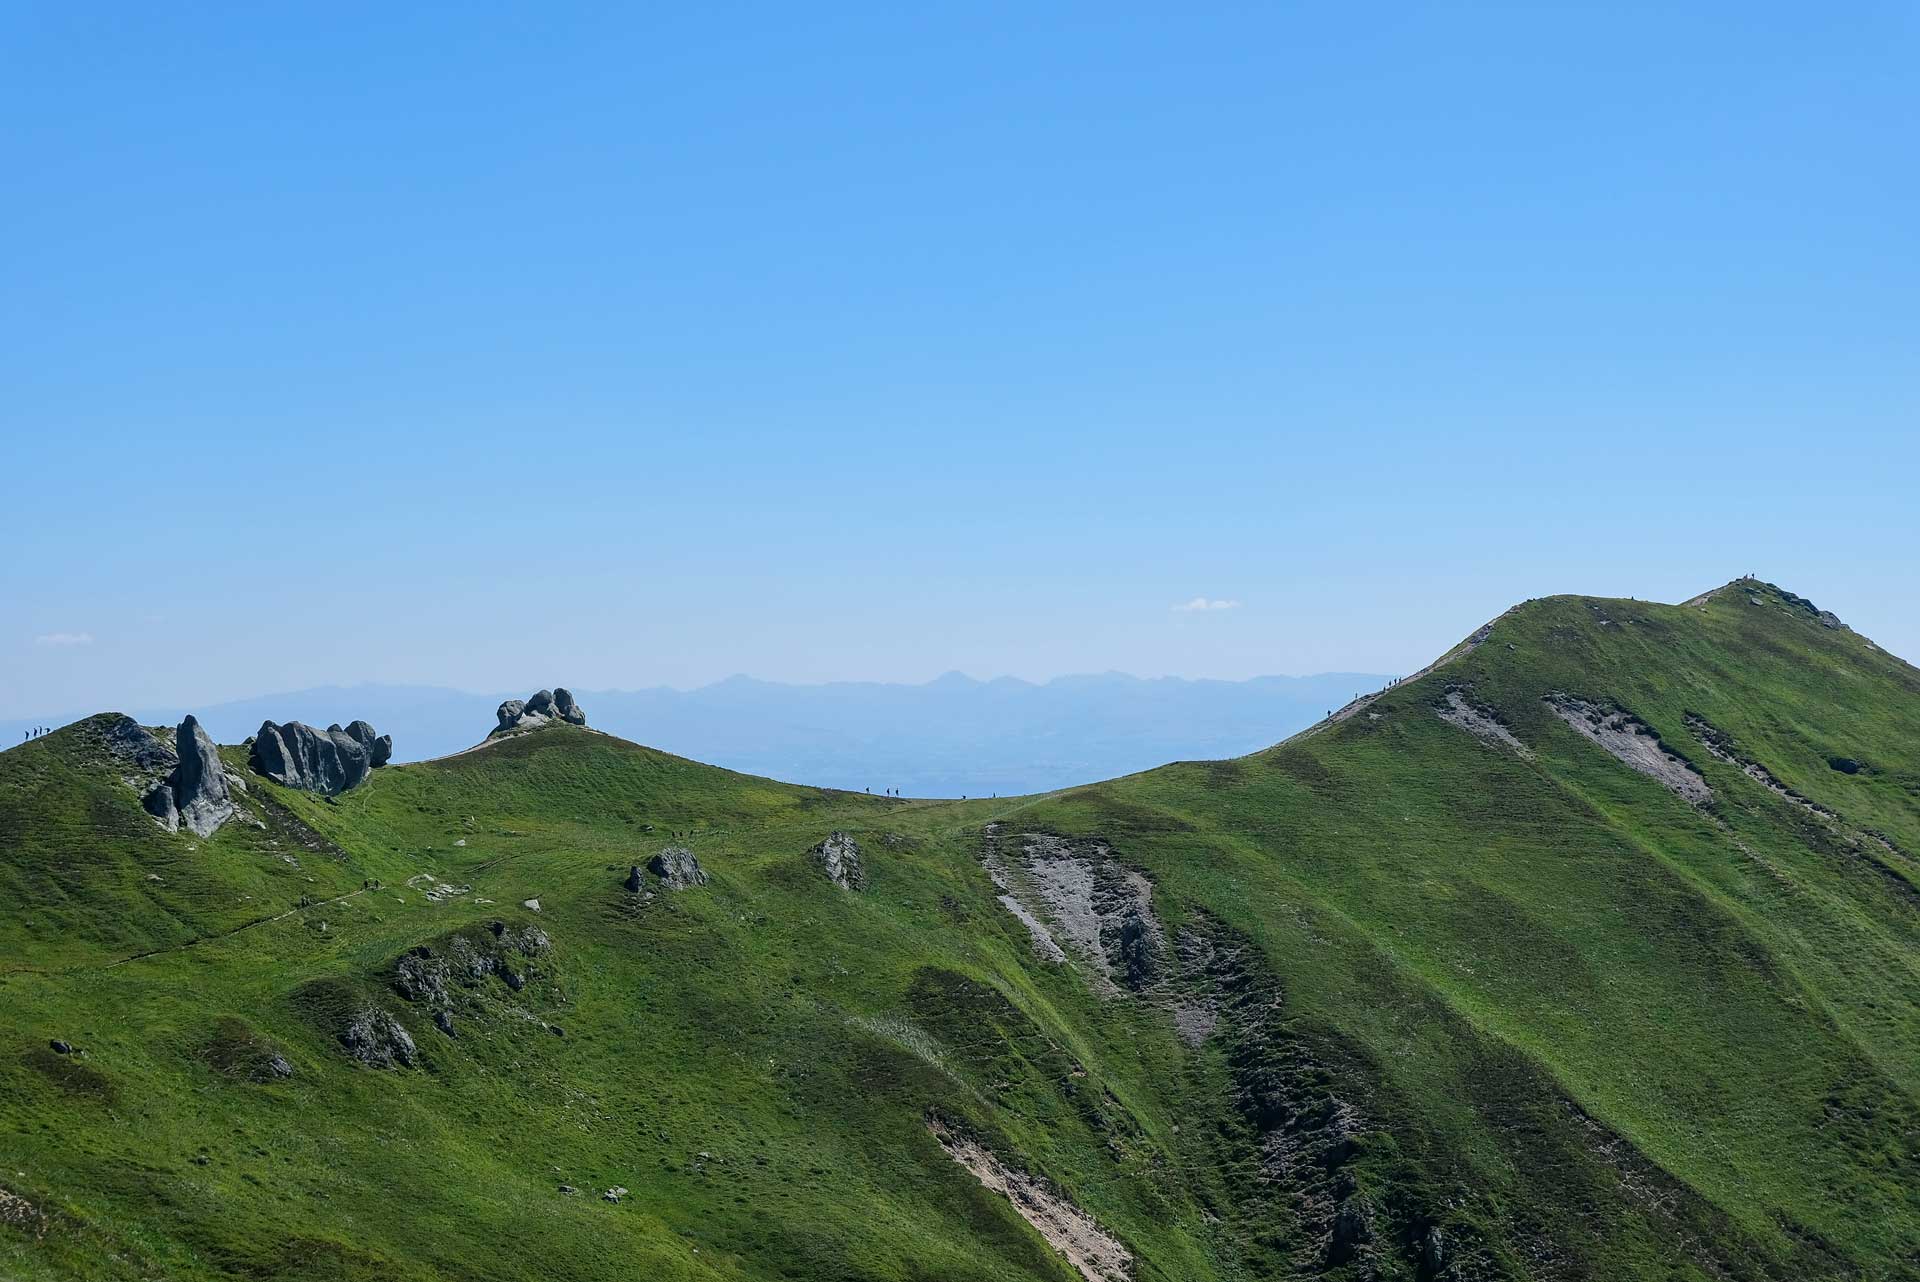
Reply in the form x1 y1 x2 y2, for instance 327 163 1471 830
646 846 708 890
170 715 238 837
250 719 387 795
811 831 866 890
339 1007 416 1069
494 687 588 735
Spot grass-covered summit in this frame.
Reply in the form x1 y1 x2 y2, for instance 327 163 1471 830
3 577 1917 1281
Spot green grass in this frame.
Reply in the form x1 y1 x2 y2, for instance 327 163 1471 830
2 577 1917 1280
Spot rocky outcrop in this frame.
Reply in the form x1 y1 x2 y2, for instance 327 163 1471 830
139 715 238 837
494 688 587 735
339 1007 416 1068
386 923 553 1044
982 827 1161 996
250 719 389 795
172 716 237 837
646 846 708 890
811 832 866 890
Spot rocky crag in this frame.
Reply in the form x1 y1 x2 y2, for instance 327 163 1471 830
250 719 391 795
493 688 586 736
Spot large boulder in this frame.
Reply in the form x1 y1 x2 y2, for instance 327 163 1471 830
145 715 237 838
251 719 388 795
494 687 588 735
646 846 708 890
343 720 393 768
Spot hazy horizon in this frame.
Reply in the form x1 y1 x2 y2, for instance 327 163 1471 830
2 668 1397 796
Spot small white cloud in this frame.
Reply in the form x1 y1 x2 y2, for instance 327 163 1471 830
1172 597 1241 613
34 631 94 647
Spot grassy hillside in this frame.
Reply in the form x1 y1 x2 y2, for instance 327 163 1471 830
3 578 1917 1281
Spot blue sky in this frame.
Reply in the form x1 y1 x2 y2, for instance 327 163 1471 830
2 3 1915 719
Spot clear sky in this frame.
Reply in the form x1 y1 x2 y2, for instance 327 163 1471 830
3 3 1915 720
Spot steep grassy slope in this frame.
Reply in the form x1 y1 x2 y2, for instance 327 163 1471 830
2 578 1917 1281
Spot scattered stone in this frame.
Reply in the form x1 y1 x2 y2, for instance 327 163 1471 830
262 1054 295 1079
48 1040 73 1055
250 719 387 795
602 1186 628 1203
810 832 866 890
494 688 588 735
647 846 707 890
623 865 646 893
523 898 541 912
433 1009 457 1038
339 1007 417 1069
559 1184 578 1195
1829 756 1863 775
405 873 471 904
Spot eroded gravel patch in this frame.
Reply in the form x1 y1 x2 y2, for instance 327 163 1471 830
1437 690 1533 760
1546 696 1711 805
928 1116 1132 1282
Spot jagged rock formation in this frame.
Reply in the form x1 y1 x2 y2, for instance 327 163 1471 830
142 715 238 837
646 846 707 889
811 831 866 890
250 719 389 795
495 688 586 735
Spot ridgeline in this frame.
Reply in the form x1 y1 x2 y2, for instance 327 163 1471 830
2 578 1917 1281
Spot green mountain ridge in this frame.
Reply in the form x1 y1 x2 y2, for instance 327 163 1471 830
3 577 1918 1281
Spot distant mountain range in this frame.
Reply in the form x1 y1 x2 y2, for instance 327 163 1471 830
2 671 1392 796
